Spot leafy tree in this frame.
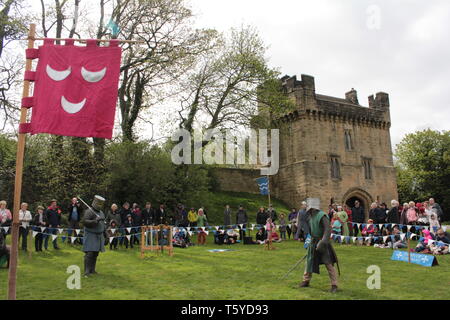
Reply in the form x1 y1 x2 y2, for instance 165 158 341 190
178 25 294 142
395 129 450 220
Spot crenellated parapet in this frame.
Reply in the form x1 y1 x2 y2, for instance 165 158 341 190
275 74 391 128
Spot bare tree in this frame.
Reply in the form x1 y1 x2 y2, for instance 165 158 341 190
177 26 293 145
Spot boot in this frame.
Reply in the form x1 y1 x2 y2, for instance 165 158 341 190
299 281 310 288
330 285 338 293
91 253 98 274
84 254 91 276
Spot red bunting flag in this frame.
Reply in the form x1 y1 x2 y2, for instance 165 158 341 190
20 39 122 139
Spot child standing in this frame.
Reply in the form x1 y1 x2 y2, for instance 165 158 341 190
107 221 119 250
279 213 287 240
331 212 342 235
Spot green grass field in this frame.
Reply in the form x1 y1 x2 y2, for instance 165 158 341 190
1 236 449 300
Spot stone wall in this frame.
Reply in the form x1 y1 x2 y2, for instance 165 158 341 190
213 167 261 195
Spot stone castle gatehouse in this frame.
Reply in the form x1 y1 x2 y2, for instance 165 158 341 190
215 74 398 219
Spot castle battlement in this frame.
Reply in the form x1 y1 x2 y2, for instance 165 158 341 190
278 74 391 127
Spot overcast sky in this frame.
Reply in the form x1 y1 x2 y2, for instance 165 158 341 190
18 1 450 148
185 0 450 148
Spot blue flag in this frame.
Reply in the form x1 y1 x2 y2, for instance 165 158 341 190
256 177 269 195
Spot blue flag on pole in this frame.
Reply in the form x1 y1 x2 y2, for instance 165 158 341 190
256 177 269 195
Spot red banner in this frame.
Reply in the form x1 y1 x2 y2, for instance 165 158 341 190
21 39 122 139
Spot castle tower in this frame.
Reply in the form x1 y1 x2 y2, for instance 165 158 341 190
272 74 398 219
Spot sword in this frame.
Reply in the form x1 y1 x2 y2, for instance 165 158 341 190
77 196 100 218
279 254 308 280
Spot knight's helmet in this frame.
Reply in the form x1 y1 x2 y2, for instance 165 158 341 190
306 198 321 212
92 195 105 211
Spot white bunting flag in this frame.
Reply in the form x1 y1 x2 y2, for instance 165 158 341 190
3 227 9 233
340 236 345 242
40 227 46 232
127 228 131 233
75 229 81 235
407 225 412 232
188 231 193 236
383 236 388 243
58 228 64 234
428 239 435 245
443 226 447 232
410 233 416 240
201 227 205 232
215 226 219 231
400 234 406 241
71 237 77 244
239 224 243 228
126 235 131 241
52 234 57 241
32 231 38 238
109 237 114 244
365 237 370 242
205 231 209 236
187 227 191 231
111 229 116 234
378 224 383 230
352 237 357 243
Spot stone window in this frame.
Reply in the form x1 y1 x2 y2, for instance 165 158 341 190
344 130 353 151
330 156 341 179
363 158 373 180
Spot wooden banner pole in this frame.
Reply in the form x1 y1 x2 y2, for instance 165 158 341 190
7 23 36 300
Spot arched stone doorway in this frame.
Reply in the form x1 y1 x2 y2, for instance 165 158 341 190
342 188 374 222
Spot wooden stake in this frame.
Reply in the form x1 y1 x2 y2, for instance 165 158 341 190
8 24 36 300
408 236 411 263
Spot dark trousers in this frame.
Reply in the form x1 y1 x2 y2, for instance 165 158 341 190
48 227 59 249
286 226 292 239
109 238 118 250
133 228 140 245
19 227 28 250
68 220 82 244
124 235 134 248
238 224 246 240
84 251 99 275
35 233 44 251
353 224 361 237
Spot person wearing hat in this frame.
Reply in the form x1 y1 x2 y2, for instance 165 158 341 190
82 195 106 277
33 206 47 252
299 198 340 293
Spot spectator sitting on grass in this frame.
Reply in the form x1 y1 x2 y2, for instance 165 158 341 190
429 228 450 255
214 228 226 245
361 219 375 246
225 228 238 244
173 228 190 248
391 226 407 249
414 229 434 253
255 228 266 244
